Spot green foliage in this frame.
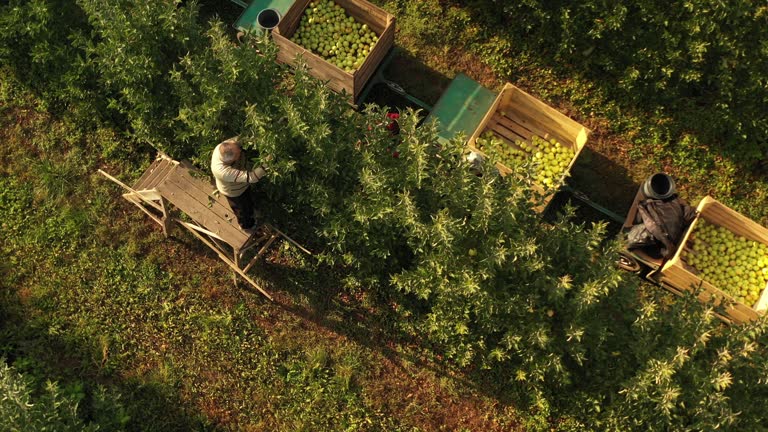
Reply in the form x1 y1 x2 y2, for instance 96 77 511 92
78 0 207 157
0 360 131 432
592 293 768 431
0 360 94 432
169 25 283 165
0 0 97 116
383 0 475 54
275 347 421 431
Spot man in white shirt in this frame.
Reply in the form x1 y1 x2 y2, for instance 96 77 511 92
210 137 268 230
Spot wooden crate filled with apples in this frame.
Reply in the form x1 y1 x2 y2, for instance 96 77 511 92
659 196 768 323
273 0 395 103
467 84 590 212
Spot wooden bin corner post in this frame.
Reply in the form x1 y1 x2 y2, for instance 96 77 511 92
272 0 395 103
466 83 590 211
659 195 768 324
466 83 508 153
345 0 395 102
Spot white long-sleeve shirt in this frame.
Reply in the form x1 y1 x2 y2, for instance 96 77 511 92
210 143 267 197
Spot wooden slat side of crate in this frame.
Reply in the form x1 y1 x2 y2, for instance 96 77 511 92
506 87 587 147
272 36 355 94
694 197 768 314
467 84 506 150
273 0 353 94
659 196 768 323
335 0 389 32
273 0 394 102
466 84 590 211
657 215 755 324
354 15 394 99
278 0 309 33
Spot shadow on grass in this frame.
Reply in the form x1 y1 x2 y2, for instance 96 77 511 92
0 307 214 432
247 259 423 371
380 48 453 107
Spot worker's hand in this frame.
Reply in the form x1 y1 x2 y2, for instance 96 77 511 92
260 154 273 171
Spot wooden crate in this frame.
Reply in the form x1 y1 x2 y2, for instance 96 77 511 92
272 0 395 102
467 84 590 209
658 196 768 324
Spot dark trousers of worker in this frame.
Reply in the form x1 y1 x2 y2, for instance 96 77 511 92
226 188 256 230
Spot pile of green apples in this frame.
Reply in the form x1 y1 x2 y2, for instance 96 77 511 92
683 219 768 306
475 132 575 190
291 0 379 72
475 132 527 169
528 135 575 189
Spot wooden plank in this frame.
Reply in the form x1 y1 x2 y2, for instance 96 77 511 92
243 233 279 274
178 217 228 243
495 114 534 140
276 0 309 36
157 176 249 248
132 157 167 191
98 169 164 213
354 18 394 99
161 170 249 247
506 86 584 140
497 85 586 151
489 122 527 144
702 200 768 244
123 189 163 202
488 112 531 143
506 110 573 152
142 159 177 191
233 247 240 289
660 273 752 323
273 34 355 94
563 133 586 182
467 84 506 149
169 166 241 223
756 283 768 312
484 117 498 132
160 196 171 238
134 159 176 191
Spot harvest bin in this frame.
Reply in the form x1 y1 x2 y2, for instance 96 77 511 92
658 196 768 324
467 84 590 210
272 0 395 103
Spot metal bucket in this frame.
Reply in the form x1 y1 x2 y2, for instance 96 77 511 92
256 8 281 30
642 173 676 200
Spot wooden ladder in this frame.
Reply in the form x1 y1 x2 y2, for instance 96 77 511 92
98 153 311 301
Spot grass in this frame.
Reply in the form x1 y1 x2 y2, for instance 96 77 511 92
0 77 523 430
